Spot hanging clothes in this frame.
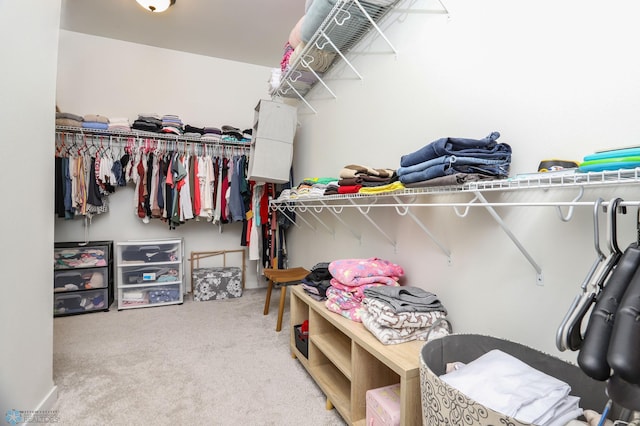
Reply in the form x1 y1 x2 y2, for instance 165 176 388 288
191 155 201 217
198 155 214 220
249 182 264 261
213 156 222 224
228 155 246 223
179 154 194 222
54 132 253 231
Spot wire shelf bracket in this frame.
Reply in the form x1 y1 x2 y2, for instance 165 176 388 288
392 195 451 263
320 200 363 243
296 201 335 237
473 191 544 285
349 198 397 251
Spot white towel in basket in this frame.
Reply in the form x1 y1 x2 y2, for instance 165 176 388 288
440 349 583 426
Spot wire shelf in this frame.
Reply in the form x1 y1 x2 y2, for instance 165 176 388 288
271 168 640 208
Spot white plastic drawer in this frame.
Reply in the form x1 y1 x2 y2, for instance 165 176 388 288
54 267 108 292
120 284 182 307
118 243 180 264
120 265 180 286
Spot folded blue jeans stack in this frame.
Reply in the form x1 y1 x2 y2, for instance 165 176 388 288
397 131 512 184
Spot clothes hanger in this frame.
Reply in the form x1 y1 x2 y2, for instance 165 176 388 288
564 198 624 352
556 197 606 351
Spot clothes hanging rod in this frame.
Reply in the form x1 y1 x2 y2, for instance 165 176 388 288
55 126 251 149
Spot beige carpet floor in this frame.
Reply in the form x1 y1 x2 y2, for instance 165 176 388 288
52 288 346 426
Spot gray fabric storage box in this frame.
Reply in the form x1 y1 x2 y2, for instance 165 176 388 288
247 99 297 184
419 334 617 426
192 267 242 301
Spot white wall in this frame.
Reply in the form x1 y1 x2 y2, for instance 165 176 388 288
0 0 60 416
284 0 640 362
55 31 276 289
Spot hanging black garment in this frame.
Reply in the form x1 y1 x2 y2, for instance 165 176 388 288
144 153 154 218
278 224 286 269
239 156 250 247
220 157 229 224
120 154 130 185
261 224 270 268
212 156 220 211
189 155 196 204
87 157 103 207
578 243 640 380
155 157 165 216
164 154 174 228
55 157 66 218
607 263 640 385
240 155 251 212
170 153 183 229
63 157 74 219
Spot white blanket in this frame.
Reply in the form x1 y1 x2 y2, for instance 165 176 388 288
439 349 583 426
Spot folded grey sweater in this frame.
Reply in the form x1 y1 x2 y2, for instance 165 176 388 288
363 286 447 314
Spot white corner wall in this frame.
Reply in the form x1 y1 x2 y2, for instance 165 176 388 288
0 0 61 415
284 0 640 362
55 31 276 289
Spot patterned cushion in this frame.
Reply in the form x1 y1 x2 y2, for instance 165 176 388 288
192 267 242 301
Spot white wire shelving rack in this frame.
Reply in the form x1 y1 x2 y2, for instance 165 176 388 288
270 168 640 285
271 0 449 113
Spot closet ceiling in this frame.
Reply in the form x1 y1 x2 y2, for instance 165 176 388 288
60 0 304 68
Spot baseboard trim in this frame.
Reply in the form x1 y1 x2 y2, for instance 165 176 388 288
35 385 58 411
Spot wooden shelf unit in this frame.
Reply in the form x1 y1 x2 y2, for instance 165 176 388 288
290 285 424 425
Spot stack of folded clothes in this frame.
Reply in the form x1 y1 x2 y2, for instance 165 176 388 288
82 114 109 130
183 124 205 138
201 127 222 142
331 164 400 195
325 257 403 322
56 111 83 128
221 125 244 142
132 113 162 132
361 286 451 345
323 181 340 195
578 146 640 172
289 43 335 74
292 177 336 198
162 114 184 135
300 262 332 301
397 131 512 187
107 117 131 132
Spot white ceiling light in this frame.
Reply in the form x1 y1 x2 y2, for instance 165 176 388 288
135 0 175 13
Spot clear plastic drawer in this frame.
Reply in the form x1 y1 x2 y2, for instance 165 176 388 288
54 243 110 270
54 288 109 316
54 267 108 292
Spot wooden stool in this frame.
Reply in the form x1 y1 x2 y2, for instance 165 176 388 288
263 267 309 332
